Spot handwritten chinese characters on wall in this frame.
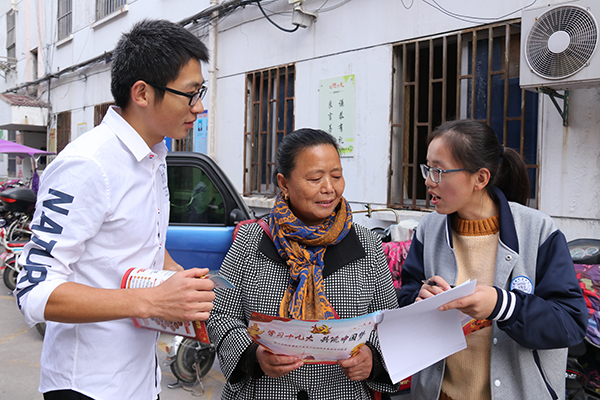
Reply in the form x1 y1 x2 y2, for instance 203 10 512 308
319 75 355 157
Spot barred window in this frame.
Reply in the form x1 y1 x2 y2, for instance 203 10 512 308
6 9 15 47
57 0 72 41
56 111 71 154
94 102 114 126
243 65 295 196
171 129 193 152
390 20 539 209
6 9 15 64
96 0 126 21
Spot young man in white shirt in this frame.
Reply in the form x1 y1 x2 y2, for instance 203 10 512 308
14 19 215 400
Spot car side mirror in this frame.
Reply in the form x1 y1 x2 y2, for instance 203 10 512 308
229 208 247 226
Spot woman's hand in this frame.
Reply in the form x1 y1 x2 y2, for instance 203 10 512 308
256 345 303 378
439 285 498 320
417 276 453 301
337 344 373 381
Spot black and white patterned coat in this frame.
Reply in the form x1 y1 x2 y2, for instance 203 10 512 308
206 221 399 400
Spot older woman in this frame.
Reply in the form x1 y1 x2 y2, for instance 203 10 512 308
206 128 399 399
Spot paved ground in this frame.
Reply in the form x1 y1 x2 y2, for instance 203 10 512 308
0 272 225 400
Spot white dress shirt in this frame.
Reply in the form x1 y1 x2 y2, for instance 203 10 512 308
15 106 169 400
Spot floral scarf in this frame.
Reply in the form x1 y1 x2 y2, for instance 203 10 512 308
270 193 352 320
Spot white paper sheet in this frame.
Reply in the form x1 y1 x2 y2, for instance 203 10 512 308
378 279 477 384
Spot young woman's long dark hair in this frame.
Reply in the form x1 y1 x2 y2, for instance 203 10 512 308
428 119 530 205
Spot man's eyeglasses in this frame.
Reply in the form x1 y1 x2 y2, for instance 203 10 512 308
147 82 207 106
420 164 466 183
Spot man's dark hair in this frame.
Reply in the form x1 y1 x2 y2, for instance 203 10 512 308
110 19 209 109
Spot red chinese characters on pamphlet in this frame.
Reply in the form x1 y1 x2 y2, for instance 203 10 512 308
248 311 383 364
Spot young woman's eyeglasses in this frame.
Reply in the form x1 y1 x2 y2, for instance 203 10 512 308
420 164 466 183
147 83 207 106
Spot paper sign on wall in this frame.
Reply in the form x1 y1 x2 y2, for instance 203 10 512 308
319 75 355 157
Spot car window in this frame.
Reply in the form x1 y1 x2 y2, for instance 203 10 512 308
168 165 226 224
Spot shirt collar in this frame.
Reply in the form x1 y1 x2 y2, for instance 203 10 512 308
103 106 168 163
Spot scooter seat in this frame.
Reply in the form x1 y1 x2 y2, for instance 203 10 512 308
6 240 27 248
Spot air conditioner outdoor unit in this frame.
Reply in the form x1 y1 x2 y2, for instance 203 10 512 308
520 0 600 91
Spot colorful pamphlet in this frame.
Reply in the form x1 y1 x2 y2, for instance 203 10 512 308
248 311 384 364
120 267 234 343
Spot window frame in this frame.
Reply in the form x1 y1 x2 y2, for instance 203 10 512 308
57 0 72 41
171 129 194 152
243 64 295 197
389 20 540 210
94 102 114 127
6 9 15 66
56 111 71 154
95 0 127 21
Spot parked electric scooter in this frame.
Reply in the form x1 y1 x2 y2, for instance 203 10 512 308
0 187 35 291
0 187 45 337
0 187 35 241
0 188 35 292
567 238 600 400
0 227 26 291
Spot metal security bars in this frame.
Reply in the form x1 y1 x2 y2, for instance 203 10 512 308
94 102 114 126
6 9 15 61
243 65 295 196
56 111 71 154
57 0 72 40
96 0 126 21
390 20 539 209
171 129 193 152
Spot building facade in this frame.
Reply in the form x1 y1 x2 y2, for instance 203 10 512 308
0 0 598 241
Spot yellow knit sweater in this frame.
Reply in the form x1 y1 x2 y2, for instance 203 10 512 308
441 214 500 400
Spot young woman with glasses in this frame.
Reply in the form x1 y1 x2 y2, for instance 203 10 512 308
398 119 587 400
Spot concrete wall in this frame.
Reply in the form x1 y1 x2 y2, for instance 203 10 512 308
539 88 600 240
211 0 599 240
0 0 597 240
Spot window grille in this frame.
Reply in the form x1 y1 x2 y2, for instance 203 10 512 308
6 10 15 48
6 45 15 62
171 129 193 152
6 9 15 65
94 102 114 126
57 0 72 40
390 20 539 209
243 64 295 196
31 49 38 81
96 0 126 21
56 111 71 154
